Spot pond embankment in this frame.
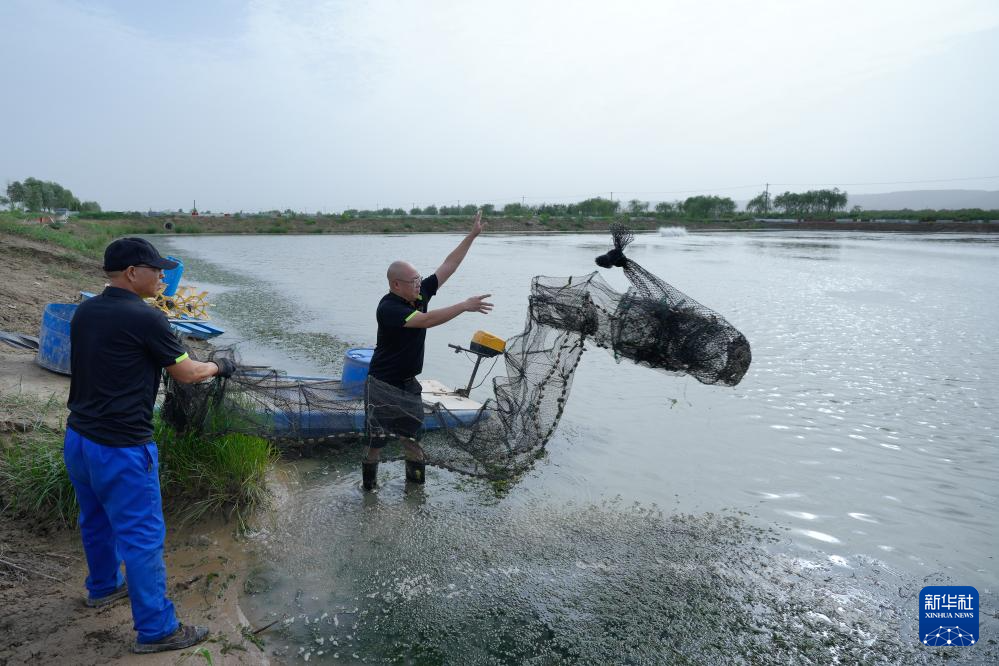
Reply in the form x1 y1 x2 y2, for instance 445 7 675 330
0 360 272 663
0 228 271 663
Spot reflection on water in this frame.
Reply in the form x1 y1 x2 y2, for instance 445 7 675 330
164 230 999 662
747 238 843 261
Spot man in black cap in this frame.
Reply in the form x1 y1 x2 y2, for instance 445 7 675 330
362 212 492 490
63 237 236 654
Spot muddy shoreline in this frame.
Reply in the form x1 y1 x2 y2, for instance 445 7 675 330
0 351 274 664
0 230 271 663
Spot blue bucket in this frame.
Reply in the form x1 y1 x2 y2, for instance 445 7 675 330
341 348 374 397
161 255 184 297
36 303 77 375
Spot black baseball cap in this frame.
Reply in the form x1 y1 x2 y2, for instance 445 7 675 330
103 237 179 272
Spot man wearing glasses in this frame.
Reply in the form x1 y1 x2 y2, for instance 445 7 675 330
363 211 493 490
64 237 235 653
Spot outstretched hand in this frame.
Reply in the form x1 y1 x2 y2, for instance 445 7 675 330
470 209 486 237
464 294 493 314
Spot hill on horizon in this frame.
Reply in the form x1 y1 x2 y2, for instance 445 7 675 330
846 189 999 211
733 189 999 212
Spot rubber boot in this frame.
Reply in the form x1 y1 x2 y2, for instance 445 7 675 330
405 460 426 485
362 462 379 491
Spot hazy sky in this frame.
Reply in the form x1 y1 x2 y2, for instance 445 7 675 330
2 0 998 212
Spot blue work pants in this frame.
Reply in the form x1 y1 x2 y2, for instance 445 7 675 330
63 427 178 643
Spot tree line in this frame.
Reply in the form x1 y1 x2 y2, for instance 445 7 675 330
343 189 861 220
353 196 741 219
4 178 101 213
746 188 848 217
3 179 890 221
404 197 625 217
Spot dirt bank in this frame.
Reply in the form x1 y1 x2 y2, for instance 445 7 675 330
0 230 269 663
0 231 104 336
0 354 270 665
0 513 267 665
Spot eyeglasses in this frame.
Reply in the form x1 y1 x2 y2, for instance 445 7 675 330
397 275 421 286
132 264 163 272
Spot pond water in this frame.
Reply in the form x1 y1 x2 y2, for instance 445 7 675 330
164 230 998 663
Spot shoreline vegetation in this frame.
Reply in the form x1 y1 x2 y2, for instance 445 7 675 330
3 205 998 262
0 200 289 662
0 320 271 657
0 215 276 552
0 371 276 533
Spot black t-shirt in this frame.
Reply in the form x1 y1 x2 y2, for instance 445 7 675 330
67 287 188 447
368 274 439 386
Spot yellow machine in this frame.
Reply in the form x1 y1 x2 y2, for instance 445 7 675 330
450 330 506 396
469 330 505 357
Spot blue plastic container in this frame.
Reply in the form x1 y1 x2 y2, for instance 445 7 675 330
36 303 77 375
161 255 184 297
341 348 374 397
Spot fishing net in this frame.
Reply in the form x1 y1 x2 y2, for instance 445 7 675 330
162 224 751 480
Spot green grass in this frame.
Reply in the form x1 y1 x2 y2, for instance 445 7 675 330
0 214 164 258
0 389 63 432
0 428 79 527
0 388 276 530
0 391 77 526
154 413 276 528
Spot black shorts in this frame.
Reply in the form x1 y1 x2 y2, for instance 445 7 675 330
364 376 424 447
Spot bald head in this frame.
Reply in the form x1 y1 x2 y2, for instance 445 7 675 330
387 260 417 282
386 260 422 301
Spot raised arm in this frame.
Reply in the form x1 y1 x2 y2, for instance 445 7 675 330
404 294 493 329
435 209 485 287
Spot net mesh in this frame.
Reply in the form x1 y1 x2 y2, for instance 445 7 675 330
162 224 751 480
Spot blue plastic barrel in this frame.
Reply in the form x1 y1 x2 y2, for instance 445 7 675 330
161 256 184 297
341 348 374 397
36 303 77 375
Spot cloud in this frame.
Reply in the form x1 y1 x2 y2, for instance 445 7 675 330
2 0 997 210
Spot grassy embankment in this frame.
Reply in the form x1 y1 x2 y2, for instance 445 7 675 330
0 212 164 258
8 208 997 244
0 211 275 530
3 208 675 238
0 389 275 530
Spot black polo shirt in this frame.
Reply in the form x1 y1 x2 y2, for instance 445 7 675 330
368 274 439 386
67 286 188 447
